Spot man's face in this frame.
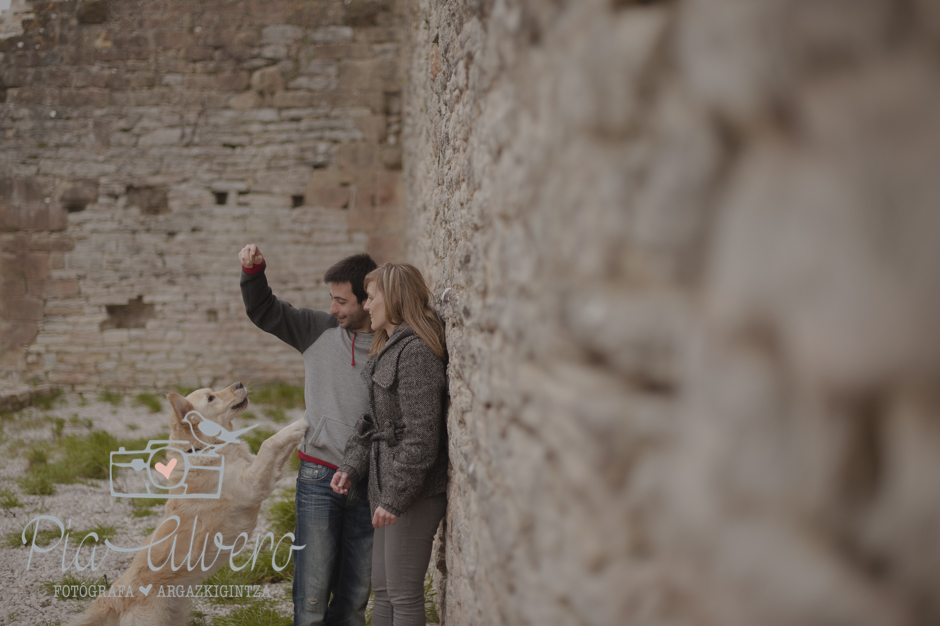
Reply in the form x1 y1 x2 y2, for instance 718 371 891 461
329 282 370 332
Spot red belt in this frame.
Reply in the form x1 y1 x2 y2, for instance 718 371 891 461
297 450 338 470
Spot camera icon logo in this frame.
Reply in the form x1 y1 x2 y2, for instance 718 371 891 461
109 411 257 500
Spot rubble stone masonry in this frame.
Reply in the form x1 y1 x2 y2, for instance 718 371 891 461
0 0 406 390
403 0 940 624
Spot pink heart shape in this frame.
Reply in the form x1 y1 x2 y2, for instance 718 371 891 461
155 458 177 479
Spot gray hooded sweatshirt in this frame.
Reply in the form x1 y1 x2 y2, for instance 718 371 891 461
241 264 372 466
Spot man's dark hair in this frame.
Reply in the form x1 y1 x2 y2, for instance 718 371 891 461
323 253 378 304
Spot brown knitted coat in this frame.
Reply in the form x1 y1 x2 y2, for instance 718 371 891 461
339 323 448 516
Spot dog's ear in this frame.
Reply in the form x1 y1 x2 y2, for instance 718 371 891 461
166 393 194 422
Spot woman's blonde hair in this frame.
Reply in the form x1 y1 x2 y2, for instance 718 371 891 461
365 263 446 359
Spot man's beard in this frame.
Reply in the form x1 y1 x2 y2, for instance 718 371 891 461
341 308 369 331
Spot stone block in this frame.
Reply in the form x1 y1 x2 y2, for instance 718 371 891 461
353 115 387 143
27 278 79 298
0 297 44 321
307 186 350 209
0 321 38 350
185 44 215 62
250 66 284 96
229 90 263 110
261 25 304 46
138 128 182 147
217 70 250 92
0 277 27 298
374 171 401 207
260 44 288 60
312 26 355 43
272 90 315 108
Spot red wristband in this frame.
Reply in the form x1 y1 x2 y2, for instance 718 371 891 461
242 261 265 275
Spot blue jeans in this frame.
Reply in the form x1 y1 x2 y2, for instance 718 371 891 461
293 460 374 626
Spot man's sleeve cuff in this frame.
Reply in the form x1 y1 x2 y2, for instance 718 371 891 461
242 261 266 275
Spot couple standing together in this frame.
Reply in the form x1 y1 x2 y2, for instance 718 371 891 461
238 244 448 626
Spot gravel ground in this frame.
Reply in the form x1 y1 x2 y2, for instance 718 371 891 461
0 390 304 626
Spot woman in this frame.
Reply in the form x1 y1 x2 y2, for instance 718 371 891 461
330 262 448 626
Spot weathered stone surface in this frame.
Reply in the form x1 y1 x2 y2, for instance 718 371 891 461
0 0 406 388
403 0 940 624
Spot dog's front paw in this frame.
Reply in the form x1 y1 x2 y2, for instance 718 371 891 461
283 420 308 443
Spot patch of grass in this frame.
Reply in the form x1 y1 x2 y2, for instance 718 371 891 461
98 390 124 406
17 430 164 496
252 384 304 410
126 423 139 431
5 522 63 548
204 545 294 603
130 497 165 518
263 406 287 424
69 414 93 429
425 572 440 623
5 521 116 549
71 523 118 544
241 427 277 455
209 600 292 625
40 619 61 626
189 608 209 626
49 416 66 438
289 452 300 472
78 393 88 407
1 410 15 424
0 487 22 508
19 469 56 496
39 572 109 598
33 388 63 411
266 488 296 539
133 392 163 413
239 410 257 422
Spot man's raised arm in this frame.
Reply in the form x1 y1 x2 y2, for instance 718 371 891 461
238 243 337 353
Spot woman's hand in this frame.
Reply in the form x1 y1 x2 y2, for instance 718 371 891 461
331 471 351 495
372 506 397 528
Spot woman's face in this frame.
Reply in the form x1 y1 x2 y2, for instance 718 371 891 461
364 281 393 334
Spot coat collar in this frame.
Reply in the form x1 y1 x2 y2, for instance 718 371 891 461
361 324 418 388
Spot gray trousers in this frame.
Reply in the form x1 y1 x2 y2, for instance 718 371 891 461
371 494 446 626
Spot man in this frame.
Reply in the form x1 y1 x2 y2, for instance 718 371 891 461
238 243 376 626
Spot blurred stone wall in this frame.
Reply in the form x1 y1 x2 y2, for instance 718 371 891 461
402 0 940 624
0 0 405 391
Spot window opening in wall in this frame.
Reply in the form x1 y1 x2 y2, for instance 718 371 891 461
214 192 228 205
100 296 155 331
291 195 304 208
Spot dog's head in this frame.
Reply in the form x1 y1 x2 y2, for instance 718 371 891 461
166 382 249 449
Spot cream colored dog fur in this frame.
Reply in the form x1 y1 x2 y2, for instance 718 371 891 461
67 383 306 626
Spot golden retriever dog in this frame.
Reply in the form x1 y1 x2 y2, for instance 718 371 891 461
68 382 306 626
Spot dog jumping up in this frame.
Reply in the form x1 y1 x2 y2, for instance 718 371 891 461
68 382 306 626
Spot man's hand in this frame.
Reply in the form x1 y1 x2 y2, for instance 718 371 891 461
239 244 264 269
331 471 351 495
372 506 397 529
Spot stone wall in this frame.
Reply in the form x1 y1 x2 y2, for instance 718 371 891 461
0 0 405 390
403 0 940 624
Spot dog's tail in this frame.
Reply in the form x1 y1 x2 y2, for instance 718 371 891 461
66 596 119 626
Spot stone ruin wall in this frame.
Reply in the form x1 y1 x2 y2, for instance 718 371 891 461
403 0 940 625
0 0 406 393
